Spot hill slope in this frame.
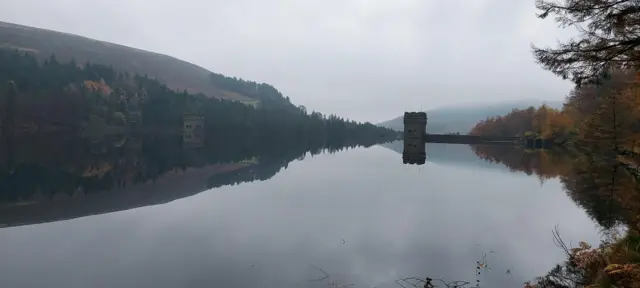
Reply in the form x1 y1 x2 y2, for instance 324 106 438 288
0 21 295 110
378 100 563 133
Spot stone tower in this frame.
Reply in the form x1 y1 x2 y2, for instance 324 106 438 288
402 112 427 165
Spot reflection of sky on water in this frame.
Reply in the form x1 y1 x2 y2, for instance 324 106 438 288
0 146 600 288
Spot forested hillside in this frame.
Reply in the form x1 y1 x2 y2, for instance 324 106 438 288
470 69 640 154
0 50 397 148
0 21 296 110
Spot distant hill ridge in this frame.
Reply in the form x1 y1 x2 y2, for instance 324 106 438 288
378 100 563 134
0 21 295 110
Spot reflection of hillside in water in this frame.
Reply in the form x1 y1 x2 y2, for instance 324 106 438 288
0 133 343 228
381 141 512 172
0 163 252 227
471 145 640 229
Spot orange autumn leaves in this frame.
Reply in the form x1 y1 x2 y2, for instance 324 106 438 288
575 72 640 153
469 105 574 139
471 70 640 154
83 79 112 96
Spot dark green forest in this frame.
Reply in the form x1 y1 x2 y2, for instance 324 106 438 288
208 72 298 111
0 48 397 204
0 49 396 148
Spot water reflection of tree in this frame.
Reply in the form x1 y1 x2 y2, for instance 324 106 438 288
0 132 373 204
562 155 640 229
471 145 573 183
471 145 640 229
472 145 640 287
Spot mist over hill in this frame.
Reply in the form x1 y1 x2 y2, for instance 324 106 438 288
378 100 563 133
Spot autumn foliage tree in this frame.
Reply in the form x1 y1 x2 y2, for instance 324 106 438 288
514 1 640 287
469 105 574 138
580 84 640 153
562 69 640 153
471 68 640 155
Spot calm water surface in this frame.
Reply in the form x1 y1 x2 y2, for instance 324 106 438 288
0 144 601 288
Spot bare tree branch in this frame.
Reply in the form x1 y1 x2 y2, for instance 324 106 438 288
532 0 640 85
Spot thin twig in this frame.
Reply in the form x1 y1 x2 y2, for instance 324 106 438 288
309 264 330 282
396 277 471 288
552 224 572 257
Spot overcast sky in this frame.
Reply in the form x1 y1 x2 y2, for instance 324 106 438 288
0 0 575 123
